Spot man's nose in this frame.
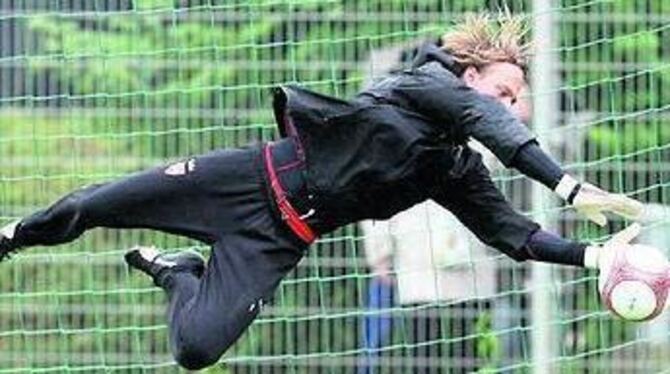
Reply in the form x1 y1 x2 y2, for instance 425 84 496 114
501 98 513 109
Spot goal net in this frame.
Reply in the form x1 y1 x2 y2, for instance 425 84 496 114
0 0 668 372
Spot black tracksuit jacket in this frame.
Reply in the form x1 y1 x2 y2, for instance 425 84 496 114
272 43 544 261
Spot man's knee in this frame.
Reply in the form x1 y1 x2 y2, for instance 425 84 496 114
172 328 233 370
174 345 219 371
16 190 88 247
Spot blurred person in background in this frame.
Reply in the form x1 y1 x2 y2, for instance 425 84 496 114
360 201 497 374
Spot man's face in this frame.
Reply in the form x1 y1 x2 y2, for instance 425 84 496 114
461 62 527 114
510 85 531 124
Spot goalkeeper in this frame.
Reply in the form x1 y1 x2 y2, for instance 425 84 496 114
0 13 643 370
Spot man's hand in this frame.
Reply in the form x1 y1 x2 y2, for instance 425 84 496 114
0 221 21 262
554 175 643 226
583 223 640 276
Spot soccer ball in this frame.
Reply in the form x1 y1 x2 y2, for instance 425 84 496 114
599 244 670 321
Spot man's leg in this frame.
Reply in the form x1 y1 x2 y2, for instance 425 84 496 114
129 230 306 370
13 166 216 247
2 148 261 257
124 245 209 369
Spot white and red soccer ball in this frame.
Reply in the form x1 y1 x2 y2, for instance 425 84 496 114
599 244 670 322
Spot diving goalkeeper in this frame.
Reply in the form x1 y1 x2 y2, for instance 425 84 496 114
0 14 643 370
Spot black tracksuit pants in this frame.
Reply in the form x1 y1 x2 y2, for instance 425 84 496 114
12 142 308 370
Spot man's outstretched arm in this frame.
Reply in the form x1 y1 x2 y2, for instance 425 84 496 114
431 152 616 268
509 141 643 226
396 65 643 224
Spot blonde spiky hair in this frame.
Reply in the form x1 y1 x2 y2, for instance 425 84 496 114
440 11 531 74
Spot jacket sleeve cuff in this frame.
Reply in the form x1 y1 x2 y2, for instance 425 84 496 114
554 174 580 202
520 229 588 267
583 245 600 269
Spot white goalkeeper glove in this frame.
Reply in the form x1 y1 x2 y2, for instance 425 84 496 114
584 224 670 315
583 223 640 274
584 224 640 297
554 175 643 226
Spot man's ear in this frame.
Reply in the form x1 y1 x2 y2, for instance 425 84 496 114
461 66 480 86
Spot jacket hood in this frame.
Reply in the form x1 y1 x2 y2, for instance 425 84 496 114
411 42 465 77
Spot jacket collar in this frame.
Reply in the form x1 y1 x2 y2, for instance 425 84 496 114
411 42 465 77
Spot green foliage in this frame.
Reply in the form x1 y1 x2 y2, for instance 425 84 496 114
134 0 175 10
611 0 670 14
475 312 500 366
588 121 670 157
612 29 660 63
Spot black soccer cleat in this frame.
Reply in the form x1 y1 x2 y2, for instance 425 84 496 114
124 246 206 280
0 237 16 262
0 221 22 262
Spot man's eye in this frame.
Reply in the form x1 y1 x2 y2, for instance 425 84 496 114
498 88 510 97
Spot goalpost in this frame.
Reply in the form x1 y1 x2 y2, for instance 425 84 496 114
0 0 668 372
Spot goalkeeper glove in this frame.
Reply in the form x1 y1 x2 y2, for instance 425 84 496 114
583 223 640 273
584 224 642 300
554 175 643 226
0 221 21 262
